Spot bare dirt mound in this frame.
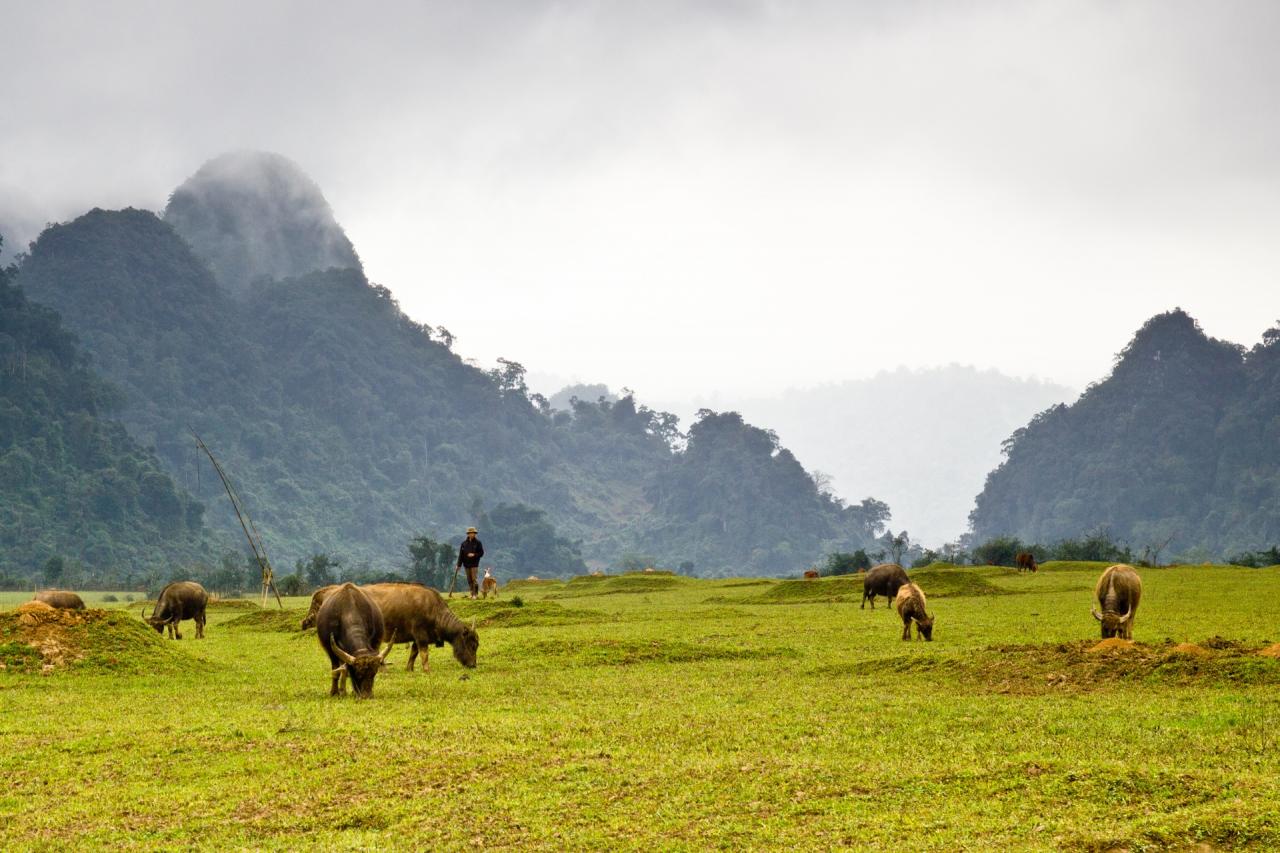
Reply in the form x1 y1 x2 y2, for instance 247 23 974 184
0 603 189 674
1258 643 1280 659
1088 638 1137 653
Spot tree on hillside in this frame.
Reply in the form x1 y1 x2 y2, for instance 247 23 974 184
408 534 455 589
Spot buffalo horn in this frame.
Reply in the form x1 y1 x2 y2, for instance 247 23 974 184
331 664 347 675
1118 609 1132 624
1090 608 1103 622
329 635 357 665
378 641 394 663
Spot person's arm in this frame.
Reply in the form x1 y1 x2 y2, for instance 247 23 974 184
475 540 484 560
457 542 465 568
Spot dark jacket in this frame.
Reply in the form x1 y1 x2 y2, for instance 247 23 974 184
457 537 484 569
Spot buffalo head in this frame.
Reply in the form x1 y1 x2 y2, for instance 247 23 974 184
1091 607 1132 639
330 636 393 698
452 620 480 668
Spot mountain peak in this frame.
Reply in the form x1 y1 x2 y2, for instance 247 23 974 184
163 151 361 295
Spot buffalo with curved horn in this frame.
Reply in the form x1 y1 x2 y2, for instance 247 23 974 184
1091 564 1142 640
317 583 390 698
143 581 208 639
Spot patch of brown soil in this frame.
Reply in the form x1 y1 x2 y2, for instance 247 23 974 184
3 604 97 672
1257 643 1280 659
1088 638 1136 653
1170 643 1211 657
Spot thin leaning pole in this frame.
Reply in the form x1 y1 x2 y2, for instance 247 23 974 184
190 429 283 609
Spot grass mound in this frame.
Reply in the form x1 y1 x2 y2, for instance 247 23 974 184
908 568 1012 598
525 638 798 667
223 609 307 632
548 574 684 598
504 578 563 591
206 598 261 610
451 599 609 628
0 603 191 674
742 577 863 604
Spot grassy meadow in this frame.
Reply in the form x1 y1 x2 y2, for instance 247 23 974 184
2 563 1279 851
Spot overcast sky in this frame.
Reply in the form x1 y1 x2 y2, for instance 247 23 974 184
3 1 1279 402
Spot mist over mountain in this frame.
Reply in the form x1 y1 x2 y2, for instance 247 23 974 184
653 367 1074 545
972 310 1280 559
163 151 361 296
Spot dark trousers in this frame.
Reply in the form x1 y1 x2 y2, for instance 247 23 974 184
465 566 479 597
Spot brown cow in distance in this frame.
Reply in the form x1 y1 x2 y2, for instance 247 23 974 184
360 582 479 672
1015 552 1038 572
803 570 820 580
34 590 86 610
481 569 499 599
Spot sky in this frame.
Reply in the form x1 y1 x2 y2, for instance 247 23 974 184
3 0 1279 405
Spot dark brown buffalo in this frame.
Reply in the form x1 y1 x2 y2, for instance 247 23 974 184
803 570 820 580
317 583 390 698
299 584 339 630
142 581 208 639
1092 564 1142 639
1015 551 1038 572
360 582 479 671
861 563 910 609
895 583 935 641
34 590 86 610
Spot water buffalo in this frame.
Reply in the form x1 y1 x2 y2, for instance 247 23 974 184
360 582 479 672
862 563 910 609
1015 551 1038 572
895 582 935 641
299 584 339 630
1092 564 1142 639
317 583 391 698
142 581 208 639
803 570 820 579
34 590 85 610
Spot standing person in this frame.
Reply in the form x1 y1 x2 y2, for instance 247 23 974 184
457 526 484 599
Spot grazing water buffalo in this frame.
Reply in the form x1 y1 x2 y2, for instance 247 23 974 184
803 570 820 579
895 583 935 641
360 582 479 671
1015 552 1038 572
143 581 208 639
34 590 85 610
862 563 910 609
1092 564 1142 639
317 583 390 698
299 584 339 630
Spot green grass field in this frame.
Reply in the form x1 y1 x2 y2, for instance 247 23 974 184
2 564 1279 851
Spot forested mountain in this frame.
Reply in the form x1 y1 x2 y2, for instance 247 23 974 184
10 153 888 578
0 242 209 586
971 310 1280 558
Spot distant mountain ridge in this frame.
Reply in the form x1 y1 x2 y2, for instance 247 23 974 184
971 309 1280 558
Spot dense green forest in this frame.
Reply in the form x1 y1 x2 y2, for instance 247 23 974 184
0 239 209 587
971 309 1280 560
9 153 887 581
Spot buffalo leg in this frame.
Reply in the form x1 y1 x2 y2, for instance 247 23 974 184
330 671 342 696
901 619 911 641
196 615 205 639
406 642 418 672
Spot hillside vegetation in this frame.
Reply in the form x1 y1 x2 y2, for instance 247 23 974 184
972 309 1280 559
2 563 1278 849
0 244 208 584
